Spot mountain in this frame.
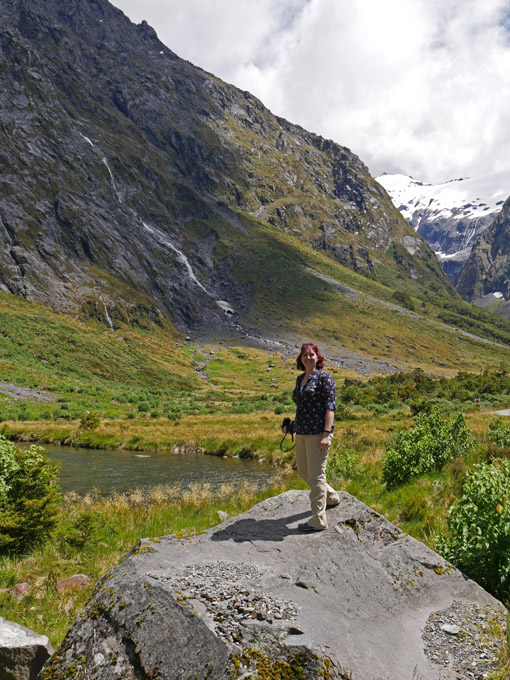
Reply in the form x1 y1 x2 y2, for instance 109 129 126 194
455 196 510 317
376 172 508 282
0 0 456 342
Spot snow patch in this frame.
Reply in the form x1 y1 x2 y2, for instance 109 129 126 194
216 300 235 315
377 170 509 224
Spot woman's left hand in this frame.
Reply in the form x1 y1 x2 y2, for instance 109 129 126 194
320 435 332 450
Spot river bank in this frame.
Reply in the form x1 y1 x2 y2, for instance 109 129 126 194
17 443 279 495
0 476 300 648
0 412 295 465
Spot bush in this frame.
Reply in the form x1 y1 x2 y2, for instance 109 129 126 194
327 447 362 481
79 411 100 431
0 436 61 553
392 290 415 311
408 398 434 416
382 406 476 489
487 417 510 448
56 509 105 550
436 461 510 600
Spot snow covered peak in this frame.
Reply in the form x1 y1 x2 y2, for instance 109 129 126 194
376 170 509 223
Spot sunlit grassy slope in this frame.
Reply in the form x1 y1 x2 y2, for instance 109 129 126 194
1 217 510 428
185 211 510 373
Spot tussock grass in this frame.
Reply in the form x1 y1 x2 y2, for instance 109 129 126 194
0 474 302 647
3 408 510 675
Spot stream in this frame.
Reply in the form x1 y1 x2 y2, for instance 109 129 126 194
22 444 278 495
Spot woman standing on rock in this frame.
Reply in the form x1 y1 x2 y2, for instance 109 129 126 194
283 342 339 532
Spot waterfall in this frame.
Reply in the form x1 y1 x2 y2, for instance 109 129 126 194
101 156 122 203
142 222 210 295
79 133 94 147
79 133 122 203
100 297 114 330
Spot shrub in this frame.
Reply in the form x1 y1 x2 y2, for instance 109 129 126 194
382 406 476 489
436 461 510 600
0 435 61 553
408 398 434 416
79 411 100 431
327 447 362 481
392 290 415 311
487 418 510 448
56 509 105 550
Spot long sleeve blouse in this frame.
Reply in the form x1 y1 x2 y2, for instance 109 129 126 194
292 369 336 435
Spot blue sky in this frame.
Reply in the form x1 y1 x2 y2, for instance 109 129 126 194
112 0 510 184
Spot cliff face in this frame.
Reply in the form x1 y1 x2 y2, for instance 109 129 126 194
0 0 453 335
377 173 504 283
456 197 510 308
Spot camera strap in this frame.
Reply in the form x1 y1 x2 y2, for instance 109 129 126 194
279 431 295 452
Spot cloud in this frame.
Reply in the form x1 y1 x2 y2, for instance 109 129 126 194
112 0 510 183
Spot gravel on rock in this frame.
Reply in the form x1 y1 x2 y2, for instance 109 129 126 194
423 600 505 679
150 561 299 645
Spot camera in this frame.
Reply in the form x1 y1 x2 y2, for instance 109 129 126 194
281 417 295 435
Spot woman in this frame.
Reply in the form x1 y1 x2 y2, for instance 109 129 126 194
284 342 339 532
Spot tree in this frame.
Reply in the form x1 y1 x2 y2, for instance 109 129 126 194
0 435 61 554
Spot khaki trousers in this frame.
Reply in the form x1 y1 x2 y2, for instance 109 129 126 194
295 433 339 530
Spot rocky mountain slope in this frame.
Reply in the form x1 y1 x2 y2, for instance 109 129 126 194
0 0 455 339
377 172 508 282
455 196 510 316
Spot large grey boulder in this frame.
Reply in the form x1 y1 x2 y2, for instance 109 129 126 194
39 491 505 680
0 617 53 680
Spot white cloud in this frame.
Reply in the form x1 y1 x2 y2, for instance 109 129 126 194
112 0 510 184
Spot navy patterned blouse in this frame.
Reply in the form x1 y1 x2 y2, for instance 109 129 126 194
292 369 336 435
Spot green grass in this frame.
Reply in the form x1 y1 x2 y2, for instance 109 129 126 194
0 475 304 647
2 273 510 674
2 407 510 675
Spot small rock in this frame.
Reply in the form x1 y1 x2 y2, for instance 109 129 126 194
93 652 105 666
0 616 53 679
11 583 30 599
56 574 90 594
441 624 461 635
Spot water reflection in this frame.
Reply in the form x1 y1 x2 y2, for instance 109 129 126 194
23 444 277 495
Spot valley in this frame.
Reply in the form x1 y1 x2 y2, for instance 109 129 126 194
2 0 510 677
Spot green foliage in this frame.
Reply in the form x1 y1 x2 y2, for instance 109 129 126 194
0 436 61 554
487 418 510 449
339 368 510 410
423 293 510 345
56 509 105 551
392 289 415 311
436 461 510 600
327 447 362 481
382 407 476 489
79 411 100 431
